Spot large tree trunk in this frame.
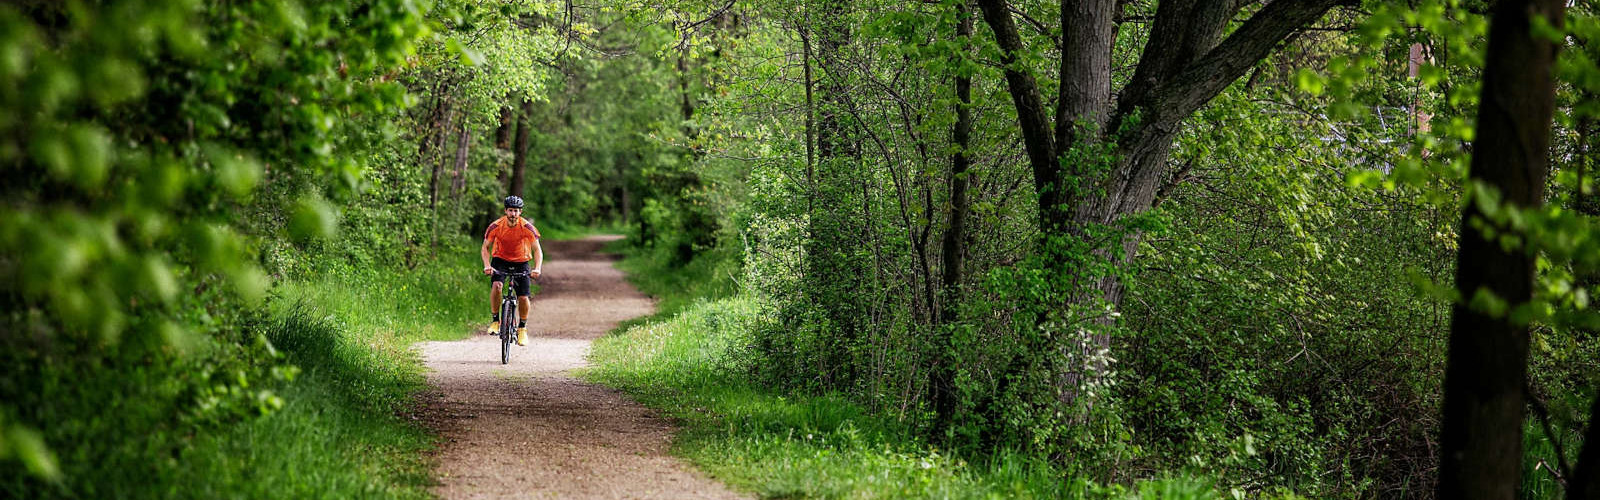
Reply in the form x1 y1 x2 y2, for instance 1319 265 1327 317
1436 0 1564 498
976 0 1343 406
509 99 533 198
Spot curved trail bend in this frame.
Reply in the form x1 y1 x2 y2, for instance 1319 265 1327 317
417 235 741 499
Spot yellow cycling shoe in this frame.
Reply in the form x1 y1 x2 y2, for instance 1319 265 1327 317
515 327 528 346
487 320 500 335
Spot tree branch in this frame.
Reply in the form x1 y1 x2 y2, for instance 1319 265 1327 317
1163 0 1344 120
976 0 1061 230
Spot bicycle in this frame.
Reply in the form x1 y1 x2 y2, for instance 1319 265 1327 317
492 269 533 364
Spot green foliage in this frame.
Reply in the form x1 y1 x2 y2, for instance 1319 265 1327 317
0 0 438 487
711 0 1598 497
616 237 741 317
157 308 434 499
0 239 483 497
0 301 297 496
587 285 1079 498
1120 81 1454 496
592 253 1318 499
6 0 1599 497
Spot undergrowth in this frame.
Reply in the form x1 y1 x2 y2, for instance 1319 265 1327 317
191 250 489 498
1 248 485 498
587 245 1275 499
170 251 487 498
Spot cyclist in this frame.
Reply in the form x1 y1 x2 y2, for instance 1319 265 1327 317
482 195 543 346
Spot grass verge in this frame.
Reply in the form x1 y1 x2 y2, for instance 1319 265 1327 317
585 296 1080 498
588 246 1295 499
163 251 488 498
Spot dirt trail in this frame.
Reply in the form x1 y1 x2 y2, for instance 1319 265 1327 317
416 235 742 499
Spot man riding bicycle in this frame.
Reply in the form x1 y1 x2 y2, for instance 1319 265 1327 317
482 195 543 346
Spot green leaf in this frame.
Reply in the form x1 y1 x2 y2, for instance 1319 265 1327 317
140 255 179 304
1468 287 1510 318
66 125 112 189
447 37 485 67
1294 69 1325 96
288 195 339 242
206 145 262 198
5 424 60 481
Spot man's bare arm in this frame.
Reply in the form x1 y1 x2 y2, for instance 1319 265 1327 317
531 238 544 278
481 238 495 274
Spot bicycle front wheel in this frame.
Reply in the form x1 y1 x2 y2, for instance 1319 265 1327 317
500 300 516 364
501 329 510 364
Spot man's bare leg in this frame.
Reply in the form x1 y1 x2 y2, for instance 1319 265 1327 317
489 282 504 334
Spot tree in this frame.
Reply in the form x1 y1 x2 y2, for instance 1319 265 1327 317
932 0 975 427
510 98 533 198
1436 0 1565 498
973 0 1349 402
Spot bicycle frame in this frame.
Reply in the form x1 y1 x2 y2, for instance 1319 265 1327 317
493 270 531 364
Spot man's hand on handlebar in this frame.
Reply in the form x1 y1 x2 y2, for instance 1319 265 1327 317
483 266 494 275
531 268 542 279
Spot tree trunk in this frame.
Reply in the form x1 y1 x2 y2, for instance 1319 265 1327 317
1436 0 1564 498
429 98 454 211
974 0 1064 232
933 0 974 429
619 154 631 225
451 120 470 199
1571 391 1600 500
494 105 514 150
976 0 1343 408
804 0 867 388
803 16 816 206
509 99 533 198
679 47 696 139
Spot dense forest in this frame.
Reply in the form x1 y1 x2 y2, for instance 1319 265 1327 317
3 0 1600 498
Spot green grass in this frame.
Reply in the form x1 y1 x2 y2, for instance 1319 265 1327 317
158 308 435 499
0 246 491 498
586 295 1247 499
587 246 1309 499
275 251 492 343
160 250 490 498
611 240 740 318
586 247 1079 498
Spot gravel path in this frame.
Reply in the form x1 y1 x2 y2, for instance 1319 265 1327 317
416 235 742 499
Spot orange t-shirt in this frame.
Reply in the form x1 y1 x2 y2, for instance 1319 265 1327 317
484 216 541 262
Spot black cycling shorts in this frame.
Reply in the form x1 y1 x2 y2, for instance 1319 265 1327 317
489 257 532 297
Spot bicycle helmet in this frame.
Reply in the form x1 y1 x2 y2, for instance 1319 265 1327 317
503 196 524 209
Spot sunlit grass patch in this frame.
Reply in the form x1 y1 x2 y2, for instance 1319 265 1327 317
273 252 490 344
